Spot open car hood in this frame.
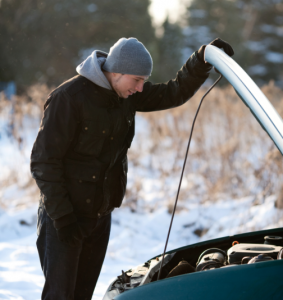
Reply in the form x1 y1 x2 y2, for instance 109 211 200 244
205 45 283 155
102 47 283 300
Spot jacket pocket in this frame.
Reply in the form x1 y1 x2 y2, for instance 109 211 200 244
124 113 135 149
64 159 101 215
108 156 128 208
74 119 110 156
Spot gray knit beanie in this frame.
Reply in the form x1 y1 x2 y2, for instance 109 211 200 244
102 38 153 76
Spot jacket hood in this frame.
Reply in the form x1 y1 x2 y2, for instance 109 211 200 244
76 50 112 90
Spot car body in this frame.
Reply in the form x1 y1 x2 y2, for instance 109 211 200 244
102 46 283 300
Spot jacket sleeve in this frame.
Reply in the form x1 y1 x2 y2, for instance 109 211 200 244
30 90 80 220
133 52 212 112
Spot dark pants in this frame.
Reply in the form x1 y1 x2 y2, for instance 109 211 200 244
36 206 111 300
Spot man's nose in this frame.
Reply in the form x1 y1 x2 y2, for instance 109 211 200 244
135 82 144 93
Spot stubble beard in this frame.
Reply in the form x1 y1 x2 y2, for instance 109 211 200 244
112 75 127 98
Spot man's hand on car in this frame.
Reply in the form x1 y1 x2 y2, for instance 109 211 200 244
197 38 234 62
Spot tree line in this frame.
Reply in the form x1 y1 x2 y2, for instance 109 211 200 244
0 0 282 89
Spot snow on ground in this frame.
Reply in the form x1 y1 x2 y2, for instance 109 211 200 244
0 108 283 299
0 192 282 299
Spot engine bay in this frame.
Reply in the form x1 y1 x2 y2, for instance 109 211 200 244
102 234 283 300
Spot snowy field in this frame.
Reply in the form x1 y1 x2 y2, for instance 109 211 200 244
0 191 282 300
0 101 283 300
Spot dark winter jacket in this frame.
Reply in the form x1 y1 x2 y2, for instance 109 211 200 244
30 52 212 221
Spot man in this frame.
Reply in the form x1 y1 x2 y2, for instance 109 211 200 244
31 37 233 299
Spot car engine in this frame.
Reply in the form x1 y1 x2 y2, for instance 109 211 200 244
102 235 283 300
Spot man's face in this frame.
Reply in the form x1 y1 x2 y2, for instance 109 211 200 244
111 73 149 99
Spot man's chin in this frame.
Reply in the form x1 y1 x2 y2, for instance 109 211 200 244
118 91 132 99
122 92 130 99
116 92 128 99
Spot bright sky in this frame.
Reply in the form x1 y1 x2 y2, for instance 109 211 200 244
149 0 190 27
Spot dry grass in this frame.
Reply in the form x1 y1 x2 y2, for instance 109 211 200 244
0 84 51 209
1 81 283 211
128 80 283 209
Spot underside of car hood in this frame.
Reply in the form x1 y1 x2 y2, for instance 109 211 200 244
205 45 283 155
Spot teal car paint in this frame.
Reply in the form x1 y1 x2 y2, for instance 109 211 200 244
113 227 283 300
115 260 283 300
